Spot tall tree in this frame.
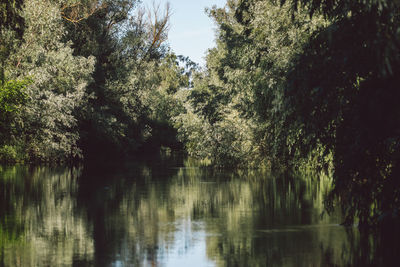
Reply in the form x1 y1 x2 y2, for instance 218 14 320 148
284 0 400 225
4 0 95 161
62 0 186 158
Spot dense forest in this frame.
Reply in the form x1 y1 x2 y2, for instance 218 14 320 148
1 0 399 227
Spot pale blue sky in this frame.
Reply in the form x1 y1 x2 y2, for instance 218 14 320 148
149 0 226 66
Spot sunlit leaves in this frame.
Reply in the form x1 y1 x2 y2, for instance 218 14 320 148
3 0 95 161
0 78 29 114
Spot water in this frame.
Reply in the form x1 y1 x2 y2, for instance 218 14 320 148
0 157 397 266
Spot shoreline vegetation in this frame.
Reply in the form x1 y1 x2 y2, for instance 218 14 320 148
1 0 399 227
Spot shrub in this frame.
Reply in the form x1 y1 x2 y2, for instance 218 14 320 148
0 145 17 163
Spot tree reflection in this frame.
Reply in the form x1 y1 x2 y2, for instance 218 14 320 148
0 165 94 266
0 161 398 266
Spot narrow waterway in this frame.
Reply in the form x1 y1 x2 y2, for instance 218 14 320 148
0 156 396 266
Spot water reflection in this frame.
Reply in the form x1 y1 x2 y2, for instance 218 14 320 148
0 159 397 266
0 166 93 266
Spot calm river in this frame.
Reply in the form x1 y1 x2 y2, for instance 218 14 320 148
0 156 397 266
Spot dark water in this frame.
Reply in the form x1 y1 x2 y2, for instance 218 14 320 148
0 157 398 266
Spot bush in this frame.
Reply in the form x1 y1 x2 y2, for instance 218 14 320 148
0 145 17 163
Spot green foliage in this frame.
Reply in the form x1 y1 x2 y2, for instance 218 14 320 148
0 0 397 229
176 0 325 167
0 78 29 115
0 145 17 162
282 0 400 20
174 88 261 167
0 78 29 159
60 0 187 158
0 0 192 163
4 0 95 162
178 0 400 227
0 0 24 84
0 0 24 30
280 0 400 226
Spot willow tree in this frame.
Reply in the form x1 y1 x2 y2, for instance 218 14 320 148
176 0 326 167
283 0 400 225
4 0 95 161
60 0 188 158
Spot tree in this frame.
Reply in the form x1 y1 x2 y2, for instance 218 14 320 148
177 0 325 167
61 0 188 158
4 0 95 162
284 0 400 225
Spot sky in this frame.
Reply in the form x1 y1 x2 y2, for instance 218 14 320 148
148 0 227 67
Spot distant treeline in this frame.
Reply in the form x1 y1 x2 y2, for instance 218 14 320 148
1 0 399 226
